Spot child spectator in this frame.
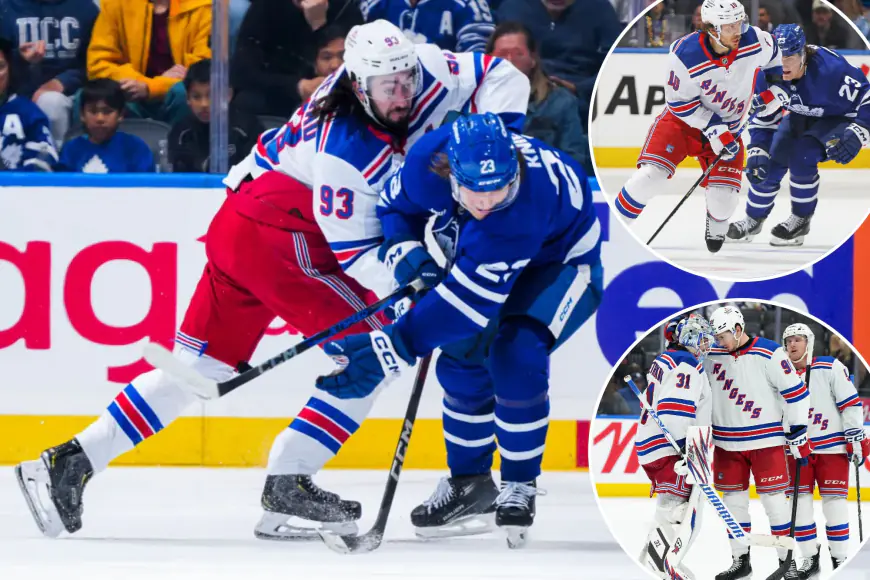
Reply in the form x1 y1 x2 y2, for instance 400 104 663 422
168 59 264 173
487 22 591 172
87 0 211 125
0 37 58 171
360 0 494 52
0 0 99 145
314 25 346 77
59 79 154 172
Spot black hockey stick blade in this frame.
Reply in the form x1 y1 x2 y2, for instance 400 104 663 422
319 354 433 554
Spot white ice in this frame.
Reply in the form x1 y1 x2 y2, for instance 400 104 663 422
595 168 870 280
1 469 629 580
599 496 870 579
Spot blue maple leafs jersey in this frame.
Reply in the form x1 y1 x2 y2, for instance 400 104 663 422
751 46 870 141
378 125 601 356
59 132 155 173
360 0 495 52
0 94 58 171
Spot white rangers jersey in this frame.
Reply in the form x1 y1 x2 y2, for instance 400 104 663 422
223 46 530 297
665 26 781 133
706 337 809 452
635 348 712 466
800 356 864 455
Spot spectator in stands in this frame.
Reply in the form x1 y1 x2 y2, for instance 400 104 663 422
692 3 704 31
87 0 211 125
168 59 263 173
497 0 621 128
643 0 670 46
806 0 864 48
598 376 634 415
0 36 58 171
486 22 591 172
58 79 154 172
0 0 99 145
314 25 346 77
360 0 494 52
231 0 362 119
834 0 870 38
757 3 773 31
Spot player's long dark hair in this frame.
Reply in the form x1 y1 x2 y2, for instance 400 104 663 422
429 149 528 183
308 72 364 120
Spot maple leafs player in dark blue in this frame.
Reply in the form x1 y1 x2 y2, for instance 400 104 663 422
314 112 603 547
727 24 870 246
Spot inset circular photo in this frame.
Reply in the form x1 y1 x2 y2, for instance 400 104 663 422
590 0 870 280
590 300 870 579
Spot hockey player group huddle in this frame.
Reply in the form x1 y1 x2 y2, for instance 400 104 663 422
636 305 869 579
615 0 870 251
14 19 603 550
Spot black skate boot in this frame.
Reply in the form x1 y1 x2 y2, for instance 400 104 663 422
411 473 499 539
770 214 811 246
495 480 546 549
727 215 765 242
830 547 846 570
797 546 821 579
715 552 752 580
783 557 801 580
706 213 727 253
254 474 361 541
15 438 94 538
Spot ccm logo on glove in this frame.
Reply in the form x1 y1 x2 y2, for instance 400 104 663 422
374 333 402 376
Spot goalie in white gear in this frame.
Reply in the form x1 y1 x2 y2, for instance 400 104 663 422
706 305 810 580
782 323 867 577
635 315 714 579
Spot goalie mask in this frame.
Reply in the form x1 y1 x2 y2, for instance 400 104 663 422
676 315 715 362
782 322 814 367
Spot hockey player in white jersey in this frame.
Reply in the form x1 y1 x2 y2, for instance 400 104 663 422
636 315 714 579
612 0 782 252
782 323 868 577
706 305 811 580
15 19 530 542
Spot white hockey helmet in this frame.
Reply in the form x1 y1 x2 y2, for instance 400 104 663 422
709 305 745 340
343 20 423 126
676 314 715 362
783 323 814 366
701 0 749 45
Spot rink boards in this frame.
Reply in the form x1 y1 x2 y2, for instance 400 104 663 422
0 174 868 469
591 416 870 499
591 50 870 169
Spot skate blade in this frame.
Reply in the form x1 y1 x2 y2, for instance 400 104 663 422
414 513 496 540
502 525 529 549
254 512 358 541
726 234 757 243
769 236 805 247
15 460 65 538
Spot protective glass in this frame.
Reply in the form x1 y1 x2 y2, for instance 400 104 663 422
365 67 423 103
450 175 521 215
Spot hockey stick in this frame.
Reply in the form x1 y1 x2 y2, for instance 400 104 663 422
625 376 795 551
319 353 433 554
143 279 425 400
764 456 801 580
646 106 761 246
856 460 863 542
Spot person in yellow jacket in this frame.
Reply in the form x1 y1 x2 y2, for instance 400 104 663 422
86 0 212 124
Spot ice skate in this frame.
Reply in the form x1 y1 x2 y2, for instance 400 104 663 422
796 546 821 579
726 215 765 242
830 547 846 570
411 473 499 539
705 213 727 253
715 552 752 580
780 557 801 580
495 480 545 549
15 438 94 538
254 474 361 540
770 214 811 246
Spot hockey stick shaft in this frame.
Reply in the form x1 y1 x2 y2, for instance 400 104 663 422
857 461 863 542
764 459 801 580
646 106 761 246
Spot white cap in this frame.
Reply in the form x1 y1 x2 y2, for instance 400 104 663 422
709 305 745 339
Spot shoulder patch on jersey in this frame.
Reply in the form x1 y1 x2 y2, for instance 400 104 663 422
319 116 394 187
661 349 701 368
750 336 782 355
672 32 711 74
810 355 836 370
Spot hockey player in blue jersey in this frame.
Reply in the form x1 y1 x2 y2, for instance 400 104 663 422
727 24 870 246
0 37 58 171
314 112 603 547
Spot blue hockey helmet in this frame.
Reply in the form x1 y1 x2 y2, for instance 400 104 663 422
773 24 806 57
446 112 520 215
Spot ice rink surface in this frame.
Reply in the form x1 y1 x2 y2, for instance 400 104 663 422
0 468 631 580
596 168 870 280
600 496 870 579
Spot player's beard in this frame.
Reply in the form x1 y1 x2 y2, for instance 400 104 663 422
374 103 412 135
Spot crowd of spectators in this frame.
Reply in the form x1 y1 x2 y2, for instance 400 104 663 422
597 303 870 417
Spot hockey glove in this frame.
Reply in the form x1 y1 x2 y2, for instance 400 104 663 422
786 426 815 466
826 123 870 165
751 89 783 119
703 123 740 161
673 457 691 478
315 326 415 399
744 146 771 185
379 238 444 290
845 428 870 466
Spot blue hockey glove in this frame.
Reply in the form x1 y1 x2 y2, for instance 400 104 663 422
315 326 415 399
379 239 443 290
826 123 869 165
786 426 814 466
744 146 771 185
703 123 740 161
